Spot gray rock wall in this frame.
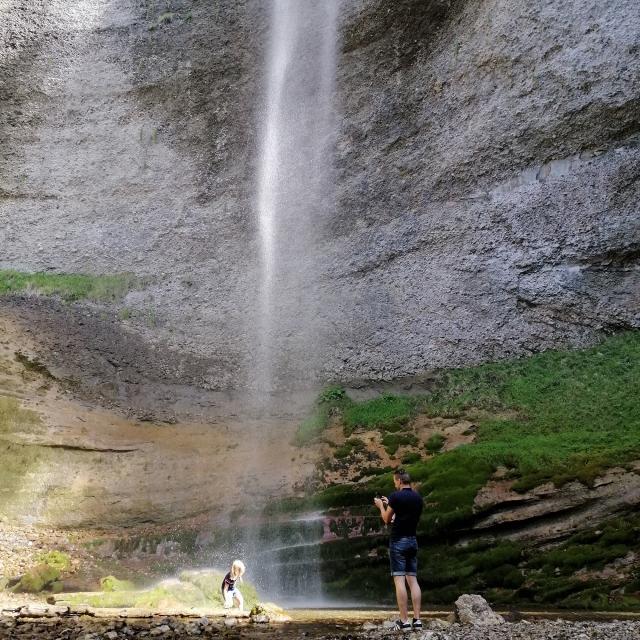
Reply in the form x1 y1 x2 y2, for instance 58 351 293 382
0 0 638 400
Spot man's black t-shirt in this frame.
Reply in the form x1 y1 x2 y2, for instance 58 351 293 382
388 487 423 539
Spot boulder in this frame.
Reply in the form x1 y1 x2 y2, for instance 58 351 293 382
454 594 504 626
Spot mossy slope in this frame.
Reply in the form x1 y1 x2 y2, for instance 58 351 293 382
292 332 640 608
296 332 640 531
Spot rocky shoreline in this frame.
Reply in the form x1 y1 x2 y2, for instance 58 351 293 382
1 601 640 640
2 617 640 640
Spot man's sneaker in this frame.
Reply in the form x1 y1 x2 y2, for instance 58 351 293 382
412 618 423 629
393 619 412 631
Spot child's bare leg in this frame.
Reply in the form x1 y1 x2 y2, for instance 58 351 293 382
234 591 244 611
223 589 233 608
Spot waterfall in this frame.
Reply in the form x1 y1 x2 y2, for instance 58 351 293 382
255 0 339 396
246 0 340 604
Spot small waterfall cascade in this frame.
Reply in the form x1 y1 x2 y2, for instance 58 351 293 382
247 0 340 604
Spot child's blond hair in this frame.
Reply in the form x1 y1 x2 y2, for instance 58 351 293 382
230 559 245 581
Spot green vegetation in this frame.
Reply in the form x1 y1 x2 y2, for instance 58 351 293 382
0 270 142 302
299 332 640 534
343 394 417 435
425 433 445 454
100 575 136 592
321 515 640 610
11 564 60 593
35 551 70 572
294 386 418 445
10 551 70 594
64 570 259 610
293 385 352 445
0 396 55 516
381 431 418 455
409 332 640 531
14 352 55 379
334 437 366 459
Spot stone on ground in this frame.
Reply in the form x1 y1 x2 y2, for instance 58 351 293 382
455 594 505 626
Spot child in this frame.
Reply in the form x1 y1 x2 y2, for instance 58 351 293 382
221 559 246 610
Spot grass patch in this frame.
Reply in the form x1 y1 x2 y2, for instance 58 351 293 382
405 332 640 531
343 394 417 435
334 437 366 459
295 387 419 445
0 270 143 302
381 431 418 455
401 451 422 464
425 433 445 454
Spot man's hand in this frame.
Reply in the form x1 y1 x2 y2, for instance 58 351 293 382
374 496 389 510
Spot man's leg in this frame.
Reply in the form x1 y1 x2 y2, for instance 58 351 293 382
405 575 421 621
393 575 409 622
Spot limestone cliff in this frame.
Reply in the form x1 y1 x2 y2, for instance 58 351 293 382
1 0 638 399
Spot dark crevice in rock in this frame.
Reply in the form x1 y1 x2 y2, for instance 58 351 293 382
579 245 640 269
343 0 468 62
4 440 139 453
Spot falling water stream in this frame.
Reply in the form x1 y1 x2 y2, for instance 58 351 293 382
245 0 340 604
255 0 339 395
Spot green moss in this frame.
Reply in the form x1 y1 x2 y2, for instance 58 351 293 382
65 570 260 610
180 570 259 610
0 396 52 515
11 564 59 593
319 385 348 404
14 352 55 379
319 517 640 609
0 270 143 302
100 576 136 592
36 551 71 572
381 332 640 531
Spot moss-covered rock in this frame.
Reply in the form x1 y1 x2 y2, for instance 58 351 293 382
11 564 59 593
64 569 260 611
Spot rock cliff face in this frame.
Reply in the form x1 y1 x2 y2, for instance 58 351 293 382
1 0 638 398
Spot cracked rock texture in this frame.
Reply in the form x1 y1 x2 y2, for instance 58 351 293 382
0 0 638 398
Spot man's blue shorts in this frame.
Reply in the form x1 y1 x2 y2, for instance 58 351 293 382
389 536 418 576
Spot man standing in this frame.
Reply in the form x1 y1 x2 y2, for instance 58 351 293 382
374 469 424 631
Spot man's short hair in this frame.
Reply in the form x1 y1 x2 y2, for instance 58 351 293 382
394 468 411 484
